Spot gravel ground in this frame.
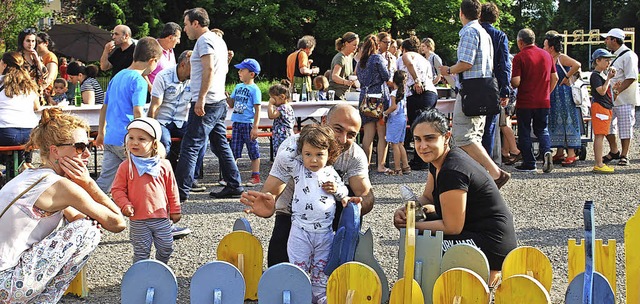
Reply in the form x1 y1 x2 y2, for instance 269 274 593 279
54 113 640 304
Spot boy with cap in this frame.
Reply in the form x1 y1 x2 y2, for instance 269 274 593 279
589 48 617 173
227 58 262 186
111 117 182 264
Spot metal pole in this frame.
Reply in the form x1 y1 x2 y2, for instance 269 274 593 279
589 0 592 60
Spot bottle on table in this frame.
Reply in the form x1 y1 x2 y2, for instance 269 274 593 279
74 83 82 107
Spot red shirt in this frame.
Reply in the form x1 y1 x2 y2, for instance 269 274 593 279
512 45 556 109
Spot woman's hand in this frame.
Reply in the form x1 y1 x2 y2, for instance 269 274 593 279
560 77 571 86
59 156 92 187
413 81 424 94
240 190 275 218
393 205 407 228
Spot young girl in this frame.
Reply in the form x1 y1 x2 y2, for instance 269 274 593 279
313 75 329 100
589 48 617 174
111 117 182 264
267 80 295 156
287 125 359 304
383 70 410 175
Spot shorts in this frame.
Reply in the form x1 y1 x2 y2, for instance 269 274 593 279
452 94 485 146
610 104 635 139
591 102 613 135
231 122 260 160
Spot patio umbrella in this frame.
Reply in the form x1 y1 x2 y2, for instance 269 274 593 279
47 23 112 62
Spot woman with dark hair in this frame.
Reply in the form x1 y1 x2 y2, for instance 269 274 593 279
67 62 105 104
0 51 40 177
398 36 438 170
327 32 360 99
393 109 517 287
36 32 58 104
377 32 397 81
543 30 583 167
17 28 47 104
357 34 391 173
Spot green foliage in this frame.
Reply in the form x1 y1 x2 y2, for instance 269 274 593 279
226 80 278 101
0 0 50 52
79 0 165 38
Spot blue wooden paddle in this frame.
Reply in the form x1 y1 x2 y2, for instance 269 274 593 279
324 202 361 276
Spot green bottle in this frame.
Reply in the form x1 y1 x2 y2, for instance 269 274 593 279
74 83 82 107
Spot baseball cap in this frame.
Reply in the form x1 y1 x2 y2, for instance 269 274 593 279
600 28 625 40
591 48 616 62
234 58 261 75
127 117 162 139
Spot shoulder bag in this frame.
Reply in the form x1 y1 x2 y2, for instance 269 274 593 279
459 71 500 116
359 85 385 118
0 174 49 219
558 58 589 106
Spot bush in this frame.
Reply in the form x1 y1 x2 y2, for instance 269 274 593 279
225 80 279 101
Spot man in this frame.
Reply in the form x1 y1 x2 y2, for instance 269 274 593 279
479 2 512 160
286 35 320 94
176 8 244 201
439 0 510 188
100 25 136 76
511 28 558 173
146 22 182 91
601 28 639 166
241 104 374 266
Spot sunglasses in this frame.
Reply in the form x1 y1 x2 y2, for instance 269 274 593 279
381 40 393 44
57 142 91 154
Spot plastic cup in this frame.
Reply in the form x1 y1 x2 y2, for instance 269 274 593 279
327 90 335 100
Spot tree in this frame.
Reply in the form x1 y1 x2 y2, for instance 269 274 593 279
79 0 165 38
0 0 49 52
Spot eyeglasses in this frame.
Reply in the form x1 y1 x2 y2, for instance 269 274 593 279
57 142 91 154
381 40 392 44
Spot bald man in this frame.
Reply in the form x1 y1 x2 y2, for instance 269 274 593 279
241 104 375 266
100 24 136 76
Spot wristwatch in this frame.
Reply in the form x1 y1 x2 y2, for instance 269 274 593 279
447 67 451 75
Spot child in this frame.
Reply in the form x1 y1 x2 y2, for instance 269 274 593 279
52 78 69 106
589 48 617 174
286 124 359 304
313 75 329 100
383 70 410 175
267 80 295 155
59 57 69 80
111 117 182 264
228 58 262 187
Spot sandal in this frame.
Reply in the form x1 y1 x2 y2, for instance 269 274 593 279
385 169 403 176
561 156 577 167
618 156 629 166
503 153 521 166
603 151 621 164
402 166 412 174
552 154 565 164
377 168 393 174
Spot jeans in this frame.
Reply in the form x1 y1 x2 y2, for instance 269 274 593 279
96 144 126 193
175 101 242 200
0 128 32 177
482 114 499 157
516 108 551 168
160 122 205 177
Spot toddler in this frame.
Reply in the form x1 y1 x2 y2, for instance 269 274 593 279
111 117 182 264
313 75 329 100
267 80 295 156
383 70 410 175
52 78 69 106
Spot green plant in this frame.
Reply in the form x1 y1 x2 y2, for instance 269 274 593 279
225 80 279 101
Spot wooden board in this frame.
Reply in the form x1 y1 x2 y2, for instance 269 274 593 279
494 274 551 304
325 202 361 276
64 266 88 298
440 244 490 284
232 218 252 234
326 261 382 303
389 201 424 304
565 272 615 304
399 229 444 304
567 239 617 294
432 267 489 304
625 205 640 304
354 228 390 304
121 260 177 304
258 263 312 304
501 246 553 292
190 261 245 304
216 231 263 301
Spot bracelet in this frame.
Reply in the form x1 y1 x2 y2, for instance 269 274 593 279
447 67 451 75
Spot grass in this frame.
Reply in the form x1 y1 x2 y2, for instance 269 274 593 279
226 80 280 101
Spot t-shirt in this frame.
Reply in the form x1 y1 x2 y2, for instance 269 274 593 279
512 45 556 109
611 45 640 106
103 69 147 146
327 52 354 93
151 66 191 127
148 47 176 85
190 31 228 103
109 43 136 76
286 50 309 81
271 133 368 215
81 77 105 104
41 51 58 92
230 83 261 124
0 75 39 129
590 71 613 109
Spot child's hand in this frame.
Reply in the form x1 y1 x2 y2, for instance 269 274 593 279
607 68 617 80
341 196 363 207
170 213 181 223
250 128 258 141
322 181 337 194
122 205 134 217
268 97 276 105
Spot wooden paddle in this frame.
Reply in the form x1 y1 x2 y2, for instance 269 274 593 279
389 201 424 304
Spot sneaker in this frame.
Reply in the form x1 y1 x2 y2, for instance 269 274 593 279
217 179 227 186
209 186 245 199
514 164 536 172
494 169 511 189
592 164 615 174
542 152 553 173
171 224 192 239
191 181 207 192
245 175 261 187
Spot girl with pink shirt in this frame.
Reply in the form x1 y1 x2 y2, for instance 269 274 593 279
111 117 182 264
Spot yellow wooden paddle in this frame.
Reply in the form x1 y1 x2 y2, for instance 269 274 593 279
390 201 424 304
625 206 640 304
216 231 263 301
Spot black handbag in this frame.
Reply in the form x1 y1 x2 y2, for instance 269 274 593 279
459 71 500 117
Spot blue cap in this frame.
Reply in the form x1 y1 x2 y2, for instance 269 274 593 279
591 48 616 63
234 58 261 75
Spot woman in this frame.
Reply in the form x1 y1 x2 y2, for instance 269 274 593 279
67 62 105 104
398 36 438 171
543 31 583 167
0 108 126 303
377 32 397 83
393 109 517 286
286 35 320 99
17 28 47 104
357 34 391 174
36 32 58 104
0 52 40 177
421 38 452 86
327 32 360 99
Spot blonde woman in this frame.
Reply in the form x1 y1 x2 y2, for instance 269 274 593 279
327 32 360 99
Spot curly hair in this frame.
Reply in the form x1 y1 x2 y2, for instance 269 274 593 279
1 51 39 97
269 79 291 99
26 107 90 160
401 36 421 53
544 30 563 53
297 124 342 166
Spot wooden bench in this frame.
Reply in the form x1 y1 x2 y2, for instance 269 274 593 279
0 145 26 181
